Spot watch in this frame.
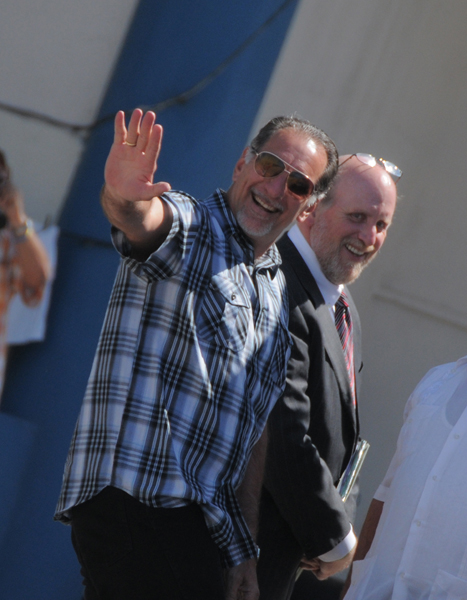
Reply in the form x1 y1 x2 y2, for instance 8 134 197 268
11 218 34 242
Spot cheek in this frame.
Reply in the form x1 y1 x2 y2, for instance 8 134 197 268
375 232 387 249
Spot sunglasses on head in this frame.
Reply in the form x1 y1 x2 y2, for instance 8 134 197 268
340 153 402 182
251 149 315 200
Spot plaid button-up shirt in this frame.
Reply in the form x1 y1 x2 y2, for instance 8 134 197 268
55 189 291 566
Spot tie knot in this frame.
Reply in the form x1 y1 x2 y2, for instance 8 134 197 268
336 291 349 310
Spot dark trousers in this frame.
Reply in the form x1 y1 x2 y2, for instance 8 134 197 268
257 489 345 600
71 486 225 600
257 489 303 600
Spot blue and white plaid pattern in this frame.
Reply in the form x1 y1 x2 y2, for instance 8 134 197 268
55 189 291 566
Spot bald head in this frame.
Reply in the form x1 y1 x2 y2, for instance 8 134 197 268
297 154 398 285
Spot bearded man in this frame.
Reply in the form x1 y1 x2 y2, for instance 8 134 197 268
257 153 400 600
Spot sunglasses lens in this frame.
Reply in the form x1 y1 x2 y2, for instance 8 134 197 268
287 172 313 198
255 151 313 198
255 152 285 177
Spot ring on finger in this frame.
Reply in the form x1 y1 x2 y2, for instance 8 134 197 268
125 141 137 147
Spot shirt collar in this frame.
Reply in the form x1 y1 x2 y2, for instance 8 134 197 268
287 224 343 306
454 355 467 368
202 189 282 276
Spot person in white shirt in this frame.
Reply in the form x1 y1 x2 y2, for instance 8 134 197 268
343 355 467 600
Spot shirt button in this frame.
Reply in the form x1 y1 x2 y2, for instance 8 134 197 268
415 520 421 526
454 434 460 439
432 475 437 481
400 572 405 579
231 294 236 300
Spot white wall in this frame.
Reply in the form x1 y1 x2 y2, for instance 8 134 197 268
0 0 139 223
253 0 467 530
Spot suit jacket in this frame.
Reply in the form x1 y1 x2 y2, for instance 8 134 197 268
262 235 363 559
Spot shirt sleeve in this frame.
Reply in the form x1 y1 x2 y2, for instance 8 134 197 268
319 526 357 561
373 364 448 502
111 191 200 282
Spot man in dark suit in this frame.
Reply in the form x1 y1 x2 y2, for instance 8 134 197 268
256 153 400 600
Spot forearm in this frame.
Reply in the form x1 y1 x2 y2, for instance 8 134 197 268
340 499 383 599
14 229 50 299
224 430 268 600
236 426 268 541
0 184 50 301
353 499 383 561
100 184 171 260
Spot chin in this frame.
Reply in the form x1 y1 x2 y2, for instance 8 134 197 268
237 212 274 239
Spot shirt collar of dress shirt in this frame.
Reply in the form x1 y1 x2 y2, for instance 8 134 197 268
287 224 343 307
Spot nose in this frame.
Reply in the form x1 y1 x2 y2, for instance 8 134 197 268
358 224 378 248
262 171 289 199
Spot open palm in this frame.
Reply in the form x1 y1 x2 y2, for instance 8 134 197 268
104 109 171 203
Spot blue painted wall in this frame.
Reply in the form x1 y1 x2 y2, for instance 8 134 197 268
0 0 298 597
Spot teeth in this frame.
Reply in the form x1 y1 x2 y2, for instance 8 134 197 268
346 244 366 256
253 194 278 213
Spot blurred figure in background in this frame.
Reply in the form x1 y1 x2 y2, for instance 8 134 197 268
0 150 51 399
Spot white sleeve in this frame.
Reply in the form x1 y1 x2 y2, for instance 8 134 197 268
318 526 357 561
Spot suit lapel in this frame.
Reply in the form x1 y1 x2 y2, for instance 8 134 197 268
279 237 354 410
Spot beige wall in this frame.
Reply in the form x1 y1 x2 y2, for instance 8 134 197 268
0 0 139 223
253 0 467 530
3 0 467 533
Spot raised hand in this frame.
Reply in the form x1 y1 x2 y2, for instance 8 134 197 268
101 109 173 257
104 109 171 203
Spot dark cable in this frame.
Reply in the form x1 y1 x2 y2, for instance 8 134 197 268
0 0 295 138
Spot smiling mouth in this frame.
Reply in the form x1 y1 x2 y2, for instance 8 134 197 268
345 243 371 258
252 192 281 214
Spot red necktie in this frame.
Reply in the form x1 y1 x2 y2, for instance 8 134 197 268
335 292 355 405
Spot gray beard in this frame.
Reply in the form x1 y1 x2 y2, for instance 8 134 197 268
236 206 275 239
317 247 376 285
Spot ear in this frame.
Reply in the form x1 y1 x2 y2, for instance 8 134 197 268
232 147 250 182
297 199 320 224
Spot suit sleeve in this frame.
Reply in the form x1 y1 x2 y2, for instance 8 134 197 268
263 302 352 558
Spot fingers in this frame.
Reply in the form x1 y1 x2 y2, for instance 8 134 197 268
144 124 164 169
113 111 127 145
300 558 320 571
114 110 164 162
126 109 144 146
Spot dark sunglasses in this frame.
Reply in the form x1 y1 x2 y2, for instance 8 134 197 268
251 149 315 200
340 153 402 182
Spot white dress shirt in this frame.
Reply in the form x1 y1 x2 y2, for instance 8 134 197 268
287 225 356 561
345 355 467 599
